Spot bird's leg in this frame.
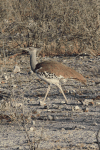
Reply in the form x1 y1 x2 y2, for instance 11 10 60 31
56 84 68 103
43 84 51 102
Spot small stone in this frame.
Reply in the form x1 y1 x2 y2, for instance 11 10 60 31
2 74 9 80
74 106 81 110
14 65 20 73
60 148 66 150
10 74 14 77
30 127 34 131
13 84 17 88
36 109 42 114
5 75 8 80
96 101 100 105
47 115 54 120
83 107 89 112
44 105 48 109
71 106 74 111
83 99 94 106
39 101 46 106
63 59 67 63
32 121 35 125
92 122 97 126
59 105 64 109
28 70 33 75
89 101 94 105
16 103 23 107
89 145 97 149
61 128 65 131
61 101 66 104
47 109 52 112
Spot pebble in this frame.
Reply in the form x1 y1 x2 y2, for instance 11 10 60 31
14 65 20 73
96 101 100 105
47 115 54 120
61 100 66 104
2 74 9 80
30 127 34 131
83 107 89 112
27 115 32 120
31 120 35 125
28 70 33 75
74 106 81 111
92 122 97 126
61 128 65 131
44 105 48 109
47 109 52 112
82 99 94 106
10 73 14 77
63 59 67 63
60 148 67 150
39 101 46 106
12 84 17 88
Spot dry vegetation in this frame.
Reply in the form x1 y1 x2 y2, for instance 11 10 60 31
0 0 100 56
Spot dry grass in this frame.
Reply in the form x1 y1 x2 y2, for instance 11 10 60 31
0 0 100 56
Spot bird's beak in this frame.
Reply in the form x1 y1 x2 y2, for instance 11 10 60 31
20 47 30 52
21 47 34 51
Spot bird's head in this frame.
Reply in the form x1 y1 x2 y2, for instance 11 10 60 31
20 47 42 56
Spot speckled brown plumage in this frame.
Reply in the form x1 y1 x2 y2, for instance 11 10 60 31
35 60 86 84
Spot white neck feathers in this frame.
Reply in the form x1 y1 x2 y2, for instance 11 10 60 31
30 50 37 72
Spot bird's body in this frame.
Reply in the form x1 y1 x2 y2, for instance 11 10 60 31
35 60 86 84
23 47 86 103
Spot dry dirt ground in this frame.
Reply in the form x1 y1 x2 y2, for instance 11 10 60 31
0 53 100 150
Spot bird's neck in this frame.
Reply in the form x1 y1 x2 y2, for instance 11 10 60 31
30 51 37 72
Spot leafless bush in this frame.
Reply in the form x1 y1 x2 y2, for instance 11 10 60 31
0 0 100 55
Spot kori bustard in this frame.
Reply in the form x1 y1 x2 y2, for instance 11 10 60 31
23 47 86 103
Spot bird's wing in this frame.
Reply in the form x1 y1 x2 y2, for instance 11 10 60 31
35 61 86 84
